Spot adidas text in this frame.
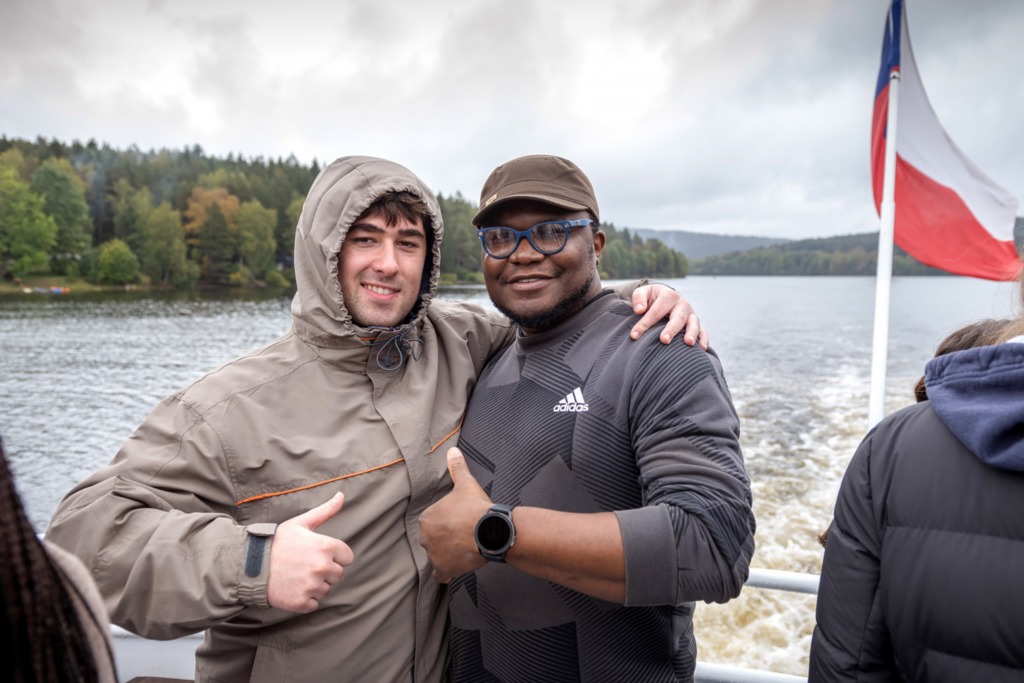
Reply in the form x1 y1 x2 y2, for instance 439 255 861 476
553 403 589 412
554 387 589 412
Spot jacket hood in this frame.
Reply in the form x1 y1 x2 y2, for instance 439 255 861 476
290 156 443 347
925 339 1024 471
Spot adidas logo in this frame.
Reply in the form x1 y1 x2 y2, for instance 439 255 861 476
553 387 589 413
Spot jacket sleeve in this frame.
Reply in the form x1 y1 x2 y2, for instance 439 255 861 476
607 278 650 300
809 430 897 682
614 343 755 607
44 394 272 640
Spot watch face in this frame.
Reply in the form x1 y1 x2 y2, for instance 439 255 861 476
477 513 512 551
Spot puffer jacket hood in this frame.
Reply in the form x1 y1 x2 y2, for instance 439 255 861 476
925 339 1024 472
290 155 443 348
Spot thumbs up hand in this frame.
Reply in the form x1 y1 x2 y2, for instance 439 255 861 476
418 448 492 583
267 492 355 613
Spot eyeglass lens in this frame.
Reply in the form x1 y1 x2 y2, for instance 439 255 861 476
484 223 567 257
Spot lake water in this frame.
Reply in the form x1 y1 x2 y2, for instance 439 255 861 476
0 276 1019 676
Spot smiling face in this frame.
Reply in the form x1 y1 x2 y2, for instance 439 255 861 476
481 198 605 334
338 211 427 328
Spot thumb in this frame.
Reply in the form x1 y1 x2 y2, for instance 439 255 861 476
292 492 344 531
446 447 470 485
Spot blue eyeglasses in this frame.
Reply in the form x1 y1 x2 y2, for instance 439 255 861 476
476 219 594 259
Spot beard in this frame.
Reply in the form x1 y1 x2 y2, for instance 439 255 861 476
493 269 596 332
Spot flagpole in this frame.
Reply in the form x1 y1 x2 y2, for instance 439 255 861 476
868 69 900 429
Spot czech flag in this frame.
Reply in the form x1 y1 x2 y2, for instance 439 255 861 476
872 0 1021 281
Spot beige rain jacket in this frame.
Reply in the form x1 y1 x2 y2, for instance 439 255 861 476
46 156 513 682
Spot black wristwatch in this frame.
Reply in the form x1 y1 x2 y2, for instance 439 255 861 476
475 503 516 563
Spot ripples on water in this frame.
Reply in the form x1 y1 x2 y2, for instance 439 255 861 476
678 276 1019 674
0 277 1018 676
0 291 294 529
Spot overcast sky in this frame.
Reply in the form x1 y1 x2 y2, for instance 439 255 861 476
2 0 1021 240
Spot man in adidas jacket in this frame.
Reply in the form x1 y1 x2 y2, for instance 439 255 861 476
419 155 755 683
45 156 701 682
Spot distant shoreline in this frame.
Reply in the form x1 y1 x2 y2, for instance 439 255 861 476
0 275 293 297
2 272 975 299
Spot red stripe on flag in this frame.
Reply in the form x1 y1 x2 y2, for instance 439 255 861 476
893 158 1022 281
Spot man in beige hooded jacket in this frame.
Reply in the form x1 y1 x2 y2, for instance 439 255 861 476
45 156 701 682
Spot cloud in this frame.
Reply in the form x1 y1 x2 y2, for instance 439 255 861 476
1 0 1021 240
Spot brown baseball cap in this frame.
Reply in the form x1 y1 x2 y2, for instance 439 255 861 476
473 155 600 226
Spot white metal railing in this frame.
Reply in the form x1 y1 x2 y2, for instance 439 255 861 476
112 627 201 681
746 566 820 595
109 567 820 683
694 567 818 683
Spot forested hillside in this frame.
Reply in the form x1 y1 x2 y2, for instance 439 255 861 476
693 232 947 276
0 136 688 289
1 136 317 288
632 228 788 259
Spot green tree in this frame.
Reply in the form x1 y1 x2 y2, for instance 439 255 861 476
643 238 687 277
237 199 277 279
599 240 630 279
109 179 154 253
30 158 92 275
183 186 240 258
140 201 196 287
283 194 304 262
199 202 236 285
94 238 141 285
437 192 482 283
0 167 57 277
0 147 30 178
197 168 253 201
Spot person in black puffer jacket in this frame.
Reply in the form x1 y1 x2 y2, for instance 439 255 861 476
815 318 1011 550
810 295 1024 682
